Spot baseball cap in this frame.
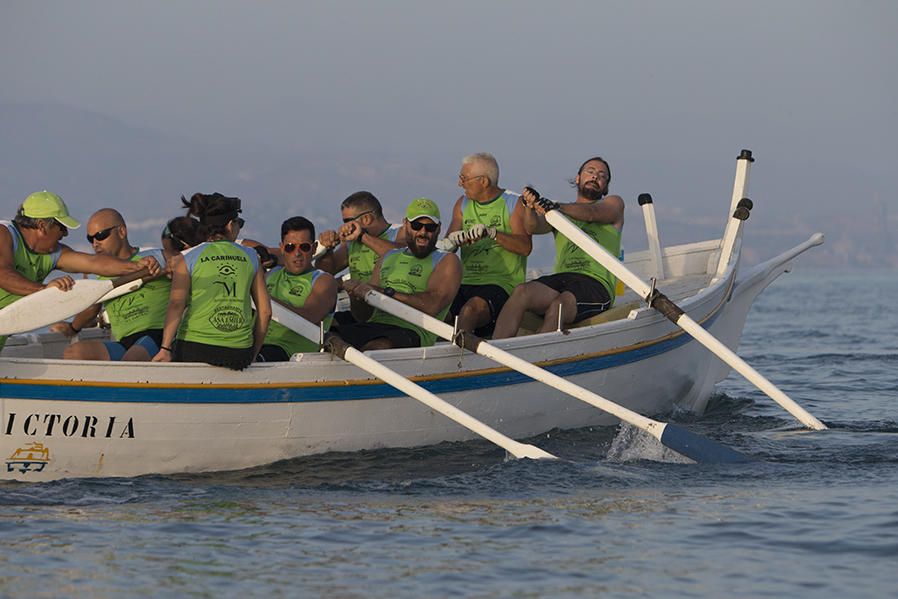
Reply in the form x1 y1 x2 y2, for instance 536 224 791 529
405 197 440 224
21 191 81 229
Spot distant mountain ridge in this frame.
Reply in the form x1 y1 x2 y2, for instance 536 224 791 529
2 102 893 268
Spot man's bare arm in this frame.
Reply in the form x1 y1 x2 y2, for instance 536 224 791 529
560 195 625 228
494 198 533 256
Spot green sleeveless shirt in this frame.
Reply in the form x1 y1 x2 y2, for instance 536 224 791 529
0 221 62 311
459 191 526 295
264 267 333 356
553 213 621 300
369 249 451 346
0 222 62 350
347 224 401 283
179 240 260 349
101 248 170 341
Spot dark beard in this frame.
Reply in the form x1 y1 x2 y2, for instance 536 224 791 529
407 235 436 258
579 182 605 202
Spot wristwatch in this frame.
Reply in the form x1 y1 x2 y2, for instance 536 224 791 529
382 286 396 298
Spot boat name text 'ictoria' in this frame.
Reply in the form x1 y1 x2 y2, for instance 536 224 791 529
3 413 135 439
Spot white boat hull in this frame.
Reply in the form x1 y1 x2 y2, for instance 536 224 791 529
0 235 815 481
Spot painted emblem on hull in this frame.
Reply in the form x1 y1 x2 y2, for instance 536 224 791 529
6 442 50 474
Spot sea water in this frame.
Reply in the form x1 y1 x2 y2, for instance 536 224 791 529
1 268 896 598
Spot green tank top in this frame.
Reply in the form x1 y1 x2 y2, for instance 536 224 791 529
369 249 450 347
101 248 170 341
553 213 621 300
263 267 333 356
347 224 401 283
459 191 526 295
179 240 260 349
0 222 62 351
0 221 61 311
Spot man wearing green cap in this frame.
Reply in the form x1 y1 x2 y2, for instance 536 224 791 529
337 198 461 350
0 191 161 350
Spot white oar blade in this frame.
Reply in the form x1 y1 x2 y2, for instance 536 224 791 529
0 279 113 335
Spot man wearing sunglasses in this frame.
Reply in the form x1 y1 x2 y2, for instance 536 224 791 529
0 192 161 351
52 208 170 362
439 152 532 338
336 198 461 350
257 216 337 361
493 156 624 338
316 191 404 326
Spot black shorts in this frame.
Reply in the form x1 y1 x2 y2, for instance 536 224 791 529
336 322 421 350
448 284 510 337
331 310 358 329
532 272 613 322
174 340 256 371
256 344 291 362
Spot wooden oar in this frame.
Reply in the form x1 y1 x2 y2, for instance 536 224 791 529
360 291 751 464
542 208 827 431
0 269 148 336
268 302 556 461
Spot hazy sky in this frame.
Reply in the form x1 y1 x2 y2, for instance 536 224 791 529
2 1 896 263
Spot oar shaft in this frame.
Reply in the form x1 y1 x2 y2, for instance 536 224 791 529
363 291 750 463
673 312 826 430
638 194 665 280
717 150 754 277
544 210 827 431
268 303 555 460
546 212 653 298
364 292 660 435
340 343 555 460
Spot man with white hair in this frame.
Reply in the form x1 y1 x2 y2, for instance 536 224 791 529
440 152 531 337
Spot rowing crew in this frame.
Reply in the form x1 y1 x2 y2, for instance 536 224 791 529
0 153 623 370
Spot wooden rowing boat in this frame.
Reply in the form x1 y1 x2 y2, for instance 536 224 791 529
0 151 823 481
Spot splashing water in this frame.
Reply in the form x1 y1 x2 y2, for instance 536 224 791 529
606 423 694 463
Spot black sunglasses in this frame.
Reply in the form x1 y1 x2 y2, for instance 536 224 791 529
409 220 439 233
87 226 116 243
284 242 314 254
233 217 245 229
343 210 373 224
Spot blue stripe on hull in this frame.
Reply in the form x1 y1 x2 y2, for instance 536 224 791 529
1 310 719 404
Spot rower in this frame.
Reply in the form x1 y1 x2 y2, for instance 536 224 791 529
152 193 271 370
257 216 337 362
315 191 405 327
493 156 625 338
335 198 461 350
439 152 532 338
55 209 170 361
0 191 161 352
